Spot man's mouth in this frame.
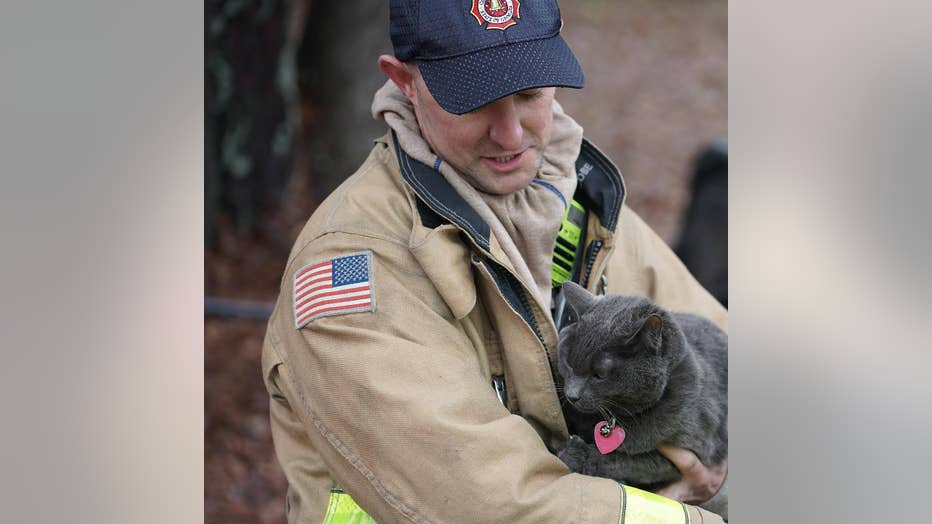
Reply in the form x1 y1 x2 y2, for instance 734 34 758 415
483 150 526 171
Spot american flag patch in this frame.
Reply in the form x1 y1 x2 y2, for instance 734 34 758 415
293 251 375 329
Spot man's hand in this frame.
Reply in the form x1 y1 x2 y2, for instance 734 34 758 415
654 444 727 504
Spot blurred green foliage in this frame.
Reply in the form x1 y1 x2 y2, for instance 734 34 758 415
205 0 292 245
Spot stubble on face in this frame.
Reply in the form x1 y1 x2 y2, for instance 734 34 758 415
407 67 556 195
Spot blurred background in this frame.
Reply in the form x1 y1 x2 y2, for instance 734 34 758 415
204 1 726 522
8 2 932 523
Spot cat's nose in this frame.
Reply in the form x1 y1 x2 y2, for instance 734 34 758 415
565 390 581 403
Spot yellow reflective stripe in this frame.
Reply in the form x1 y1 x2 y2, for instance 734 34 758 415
322 490 377 524
619 484 689 524
326 485 690 524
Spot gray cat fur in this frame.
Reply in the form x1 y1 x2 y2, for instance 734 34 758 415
555 281 728 518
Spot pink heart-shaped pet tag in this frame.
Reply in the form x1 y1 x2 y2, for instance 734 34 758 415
594 421 625 455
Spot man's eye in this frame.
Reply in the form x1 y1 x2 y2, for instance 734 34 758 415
519 89 543 99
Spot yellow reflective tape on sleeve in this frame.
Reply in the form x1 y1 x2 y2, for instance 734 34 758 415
323 490 377 524
619 484 689 524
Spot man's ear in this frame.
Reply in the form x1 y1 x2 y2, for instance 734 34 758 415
378 55 417 103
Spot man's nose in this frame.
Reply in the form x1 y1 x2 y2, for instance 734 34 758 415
487 96 524 151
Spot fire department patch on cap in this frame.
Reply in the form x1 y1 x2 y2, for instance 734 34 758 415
470 0 520 30
293 251 375 329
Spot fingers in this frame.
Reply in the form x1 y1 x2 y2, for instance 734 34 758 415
655 444 727 504
658 443 701 473
654 478 689 501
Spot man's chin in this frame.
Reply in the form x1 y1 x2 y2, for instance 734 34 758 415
469 169 537 195
485 180 534 195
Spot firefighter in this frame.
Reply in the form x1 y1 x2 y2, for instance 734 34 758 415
263 0 727 521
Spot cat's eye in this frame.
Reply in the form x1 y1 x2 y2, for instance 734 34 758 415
592 361 611 380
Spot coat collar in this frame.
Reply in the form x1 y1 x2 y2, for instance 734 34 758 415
392 130 626 251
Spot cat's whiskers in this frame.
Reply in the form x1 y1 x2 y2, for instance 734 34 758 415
553 385 572 408
603 399 644 435
597 406 615 426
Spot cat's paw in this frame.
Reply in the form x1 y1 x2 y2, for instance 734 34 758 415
558 435 596 474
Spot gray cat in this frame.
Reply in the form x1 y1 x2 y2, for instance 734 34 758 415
555 282 728 518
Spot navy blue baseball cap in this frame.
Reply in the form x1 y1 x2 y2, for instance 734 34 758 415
389 0 585 115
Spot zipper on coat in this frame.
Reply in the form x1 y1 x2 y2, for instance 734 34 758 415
473 254 557 408
473 253 545 346
491 375 507 408
515 282 544 343
581 240 604 289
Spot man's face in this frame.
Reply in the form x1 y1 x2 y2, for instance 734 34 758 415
409 70 556 195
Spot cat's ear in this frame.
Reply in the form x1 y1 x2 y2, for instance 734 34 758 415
638 314 663 350
562 281 598 317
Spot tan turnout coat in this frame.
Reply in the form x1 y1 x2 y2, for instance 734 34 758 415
262 132 727 523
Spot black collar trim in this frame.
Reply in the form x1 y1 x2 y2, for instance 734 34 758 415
575 139 626 232
393 132 626 249
393 131 492 252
